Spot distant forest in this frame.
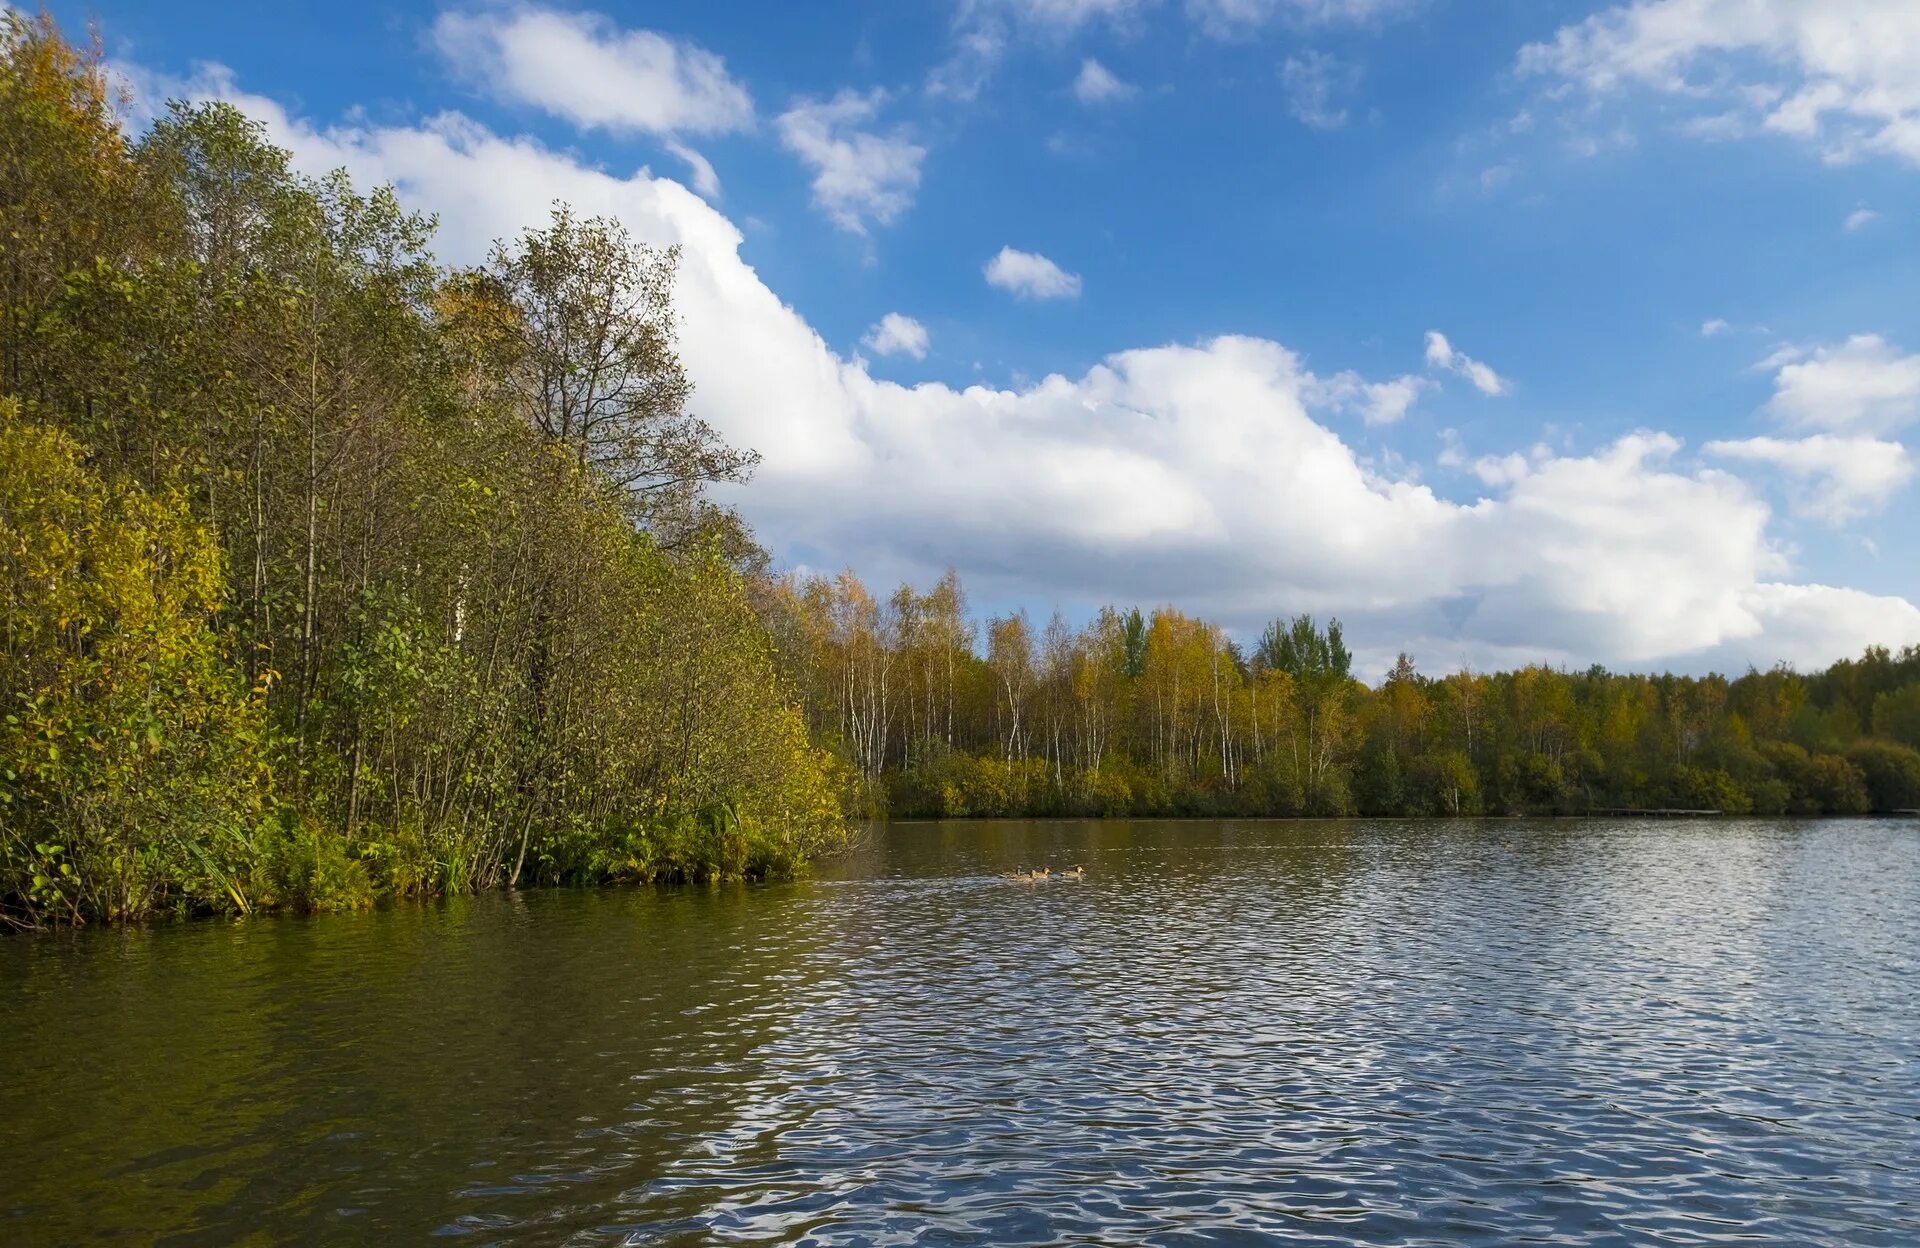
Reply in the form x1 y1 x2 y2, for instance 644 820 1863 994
772 571 1920 821
4 15 1917 930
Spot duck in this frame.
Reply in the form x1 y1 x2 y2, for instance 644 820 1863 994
1059 865 1085 880
1002 867 1040 883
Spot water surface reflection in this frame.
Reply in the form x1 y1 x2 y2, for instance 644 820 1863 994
3 819 1917 1245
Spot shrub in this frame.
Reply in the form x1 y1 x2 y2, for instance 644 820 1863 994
1 407 268 927
1846 740 1920 812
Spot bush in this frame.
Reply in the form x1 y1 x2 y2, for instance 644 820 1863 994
1760 742 1870 815
1069 766 1134 817
1305 769 1353 817
1 407 268 927
1872 686 1920 750
251 815 373 913
1846 740 1920 812
1665 766 1754 815
1406 749 1479 816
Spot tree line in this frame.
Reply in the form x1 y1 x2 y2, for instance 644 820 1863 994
0 15 842 928
770 569 1920 821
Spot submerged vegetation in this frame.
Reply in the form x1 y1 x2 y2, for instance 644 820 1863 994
773 571 1920 822
4 16 1917 930
0 15 840 928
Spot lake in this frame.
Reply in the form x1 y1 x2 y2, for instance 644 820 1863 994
3 818 1918 1245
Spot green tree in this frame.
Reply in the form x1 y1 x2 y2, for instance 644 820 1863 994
1846 741 1920 812
1872 685 1920 750
1 405 266 926
475 205 757 547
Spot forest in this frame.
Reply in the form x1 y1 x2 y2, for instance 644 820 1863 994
4 14 1918 931
769 571 1920 822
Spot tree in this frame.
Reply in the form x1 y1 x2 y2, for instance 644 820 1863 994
1258 614 1353 790
1847 741 1920 812
0 12 145 399
1872 685 1920 750
476 205 757 547
988 611 1034 762
1 404 266 927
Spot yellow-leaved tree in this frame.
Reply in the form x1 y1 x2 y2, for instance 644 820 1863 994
0 402 267 926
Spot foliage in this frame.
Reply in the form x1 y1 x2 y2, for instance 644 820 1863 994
0 404 266 926
1845 741 1920 814
772 566 1920 822
0 17 844 927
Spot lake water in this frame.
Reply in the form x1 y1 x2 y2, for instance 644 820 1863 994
4 818 1918 1246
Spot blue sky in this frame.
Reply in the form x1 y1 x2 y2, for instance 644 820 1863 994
76 0 1920 675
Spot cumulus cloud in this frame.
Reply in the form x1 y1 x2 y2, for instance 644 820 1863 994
1072 58 1136 104
1521 0 1920 167
1844 205 1881 231
863 312 930 360
1702 333 1920 524
776 90 924 234
1764 334 1920 434
118 59 1920 675
1424 330 1510 396
1701 317 1730 337
1705 434 1914 524
1281 51 1360 129
984 247 1083 299
432 5 753 135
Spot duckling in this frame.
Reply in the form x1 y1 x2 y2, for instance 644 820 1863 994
1059 865 1085 880
1030 866 1051 880
1002 867 1033 882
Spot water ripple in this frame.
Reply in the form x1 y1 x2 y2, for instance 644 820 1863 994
2 819 1918 1245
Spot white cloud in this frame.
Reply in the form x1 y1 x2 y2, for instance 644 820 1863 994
984 247 1083 300
991 0 1147 26
1187 0 1419 39
1701 317 1731 337
1844 205 1881 231
1311 372 1430 426
1764 334 1920 434
1281 51 1359 129
1706 434 1915 524
942 0 1398 98
775 90 925 234
1478 162 1518 193
120 59 1920 675
1521 0 1920 167
1424 330 1510 396
432 5 752 135
1072 58 1136 104
926 23 1009 102
1473 451 1533 487
863 312 930 360
932 0 1146 101
663 139 720 198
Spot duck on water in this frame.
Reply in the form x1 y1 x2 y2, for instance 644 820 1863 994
1002 866 1084 882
